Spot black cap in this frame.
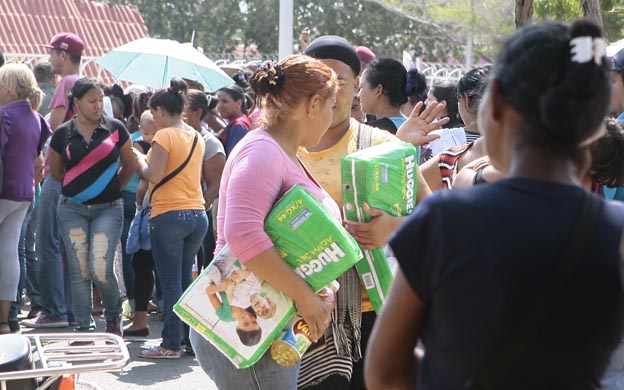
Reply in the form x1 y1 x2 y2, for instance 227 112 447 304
304 35 361 76
612 47 624 73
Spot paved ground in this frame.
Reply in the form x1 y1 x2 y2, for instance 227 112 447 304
18 311 218 390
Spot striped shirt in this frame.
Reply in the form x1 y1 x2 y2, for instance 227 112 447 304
50 116 130 204
465 130 481 143
438 143 473 189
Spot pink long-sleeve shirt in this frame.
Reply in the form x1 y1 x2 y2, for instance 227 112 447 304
215 130 341 263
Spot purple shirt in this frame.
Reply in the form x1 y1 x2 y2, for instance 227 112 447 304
0 100 51 201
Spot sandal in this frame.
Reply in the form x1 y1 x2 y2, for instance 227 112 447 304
138 346 181 359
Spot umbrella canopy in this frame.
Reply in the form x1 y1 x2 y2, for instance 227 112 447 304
95 38 234 92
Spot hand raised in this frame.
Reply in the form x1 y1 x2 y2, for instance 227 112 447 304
396 101 450 147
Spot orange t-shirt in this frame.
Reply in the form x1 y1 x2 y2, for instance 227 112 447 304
147 127 205 218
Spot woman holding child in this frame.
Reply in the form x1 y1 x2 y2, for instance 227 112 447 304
190 54 339 388
134 78 208 358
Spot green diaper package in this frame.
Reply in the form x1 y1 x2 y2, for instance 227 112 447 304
341 142 418 313
175 184 362 369
265 184 362 292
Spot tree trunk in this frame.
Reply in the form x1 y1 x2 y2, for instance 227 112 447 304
581 0 604 31
515 0 534 28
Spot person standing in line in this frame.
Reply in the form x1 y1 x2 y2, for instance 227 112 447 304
610 47 624 121
34 62 56 119
135 78 208 359
190 54 337 388
366 20 624 389
48 78 136 336
17 61 58 322
24 32 85 329
184 90 225 272
299 35 442 390
215 85 252 156
0 64 50 334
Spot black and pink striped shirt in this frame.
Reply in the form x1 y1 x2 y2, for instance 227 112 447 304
50 116 130 204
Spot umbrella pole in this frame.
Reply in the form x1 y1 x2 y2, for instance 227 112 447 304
162 56 169 87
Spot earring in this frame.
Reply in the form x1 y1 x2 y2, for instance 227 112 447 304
309 113 316 119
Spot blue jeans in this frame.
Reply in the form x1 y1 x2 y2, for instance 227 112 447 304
120 190 136 300
23 206 41 308
190 330 299 389
57 196 123 330
37 177 72 319
150 210 207 351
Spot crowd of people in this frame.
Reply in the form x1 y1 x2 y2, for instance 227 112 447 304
0 17 623 389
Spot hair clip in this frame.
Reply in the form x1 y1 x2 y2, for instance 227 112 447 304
570 36 606 65
260 61 284 89
405 72 419 94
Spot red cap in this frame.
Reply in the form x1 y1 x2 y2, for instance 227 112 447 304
43 33 85 56
355 46 376 65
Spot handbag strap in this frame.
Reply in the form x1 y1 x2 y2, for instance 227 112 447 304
466 192 602 390
356 122 372 151
149 131 199 203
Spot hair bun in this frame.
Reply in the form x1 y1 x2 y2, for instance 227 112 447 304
570 19 603 40
250 61 284 96
168 77 188 95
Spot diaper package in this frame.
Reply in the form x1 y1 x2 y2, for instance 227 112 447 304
175 185 362 368
341 142 418 313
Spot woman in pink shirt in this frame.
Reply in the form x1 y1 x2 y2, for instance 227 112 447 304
190 55 338 389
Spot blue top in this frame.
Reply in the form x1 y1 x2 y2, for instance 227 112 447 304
390 178 624 389
617 112 624 121
123 132 142 193
389 116 407 129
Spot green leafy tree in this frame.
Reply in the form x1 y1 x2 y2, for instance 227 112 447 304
535 0 623 42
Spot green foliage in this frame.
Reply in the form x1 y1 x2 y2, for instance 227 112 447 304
602 0 624 43
109 0 473 61
535 0 582 20
427 0 515 60
106 0 624 63
534 0 624 43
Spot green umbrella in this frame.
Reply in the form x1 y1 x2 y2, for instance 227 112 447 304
95 38 234 92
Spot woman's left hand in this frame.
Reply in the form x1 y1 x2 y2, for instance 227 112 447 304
345 203 405 250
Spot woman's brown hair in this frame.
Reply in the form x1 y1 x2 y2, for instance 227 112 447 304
249 54 337 127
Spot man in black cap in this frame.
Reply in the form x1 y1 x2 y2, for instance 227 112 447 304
610 47 624 120
299 35 442 390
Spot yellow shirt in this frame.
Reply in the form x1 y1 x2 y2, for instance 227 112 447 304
299 119 399 312
148 127 205 218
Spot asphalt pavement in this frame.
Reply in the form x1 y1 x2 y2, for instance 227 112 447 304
19 311 218 390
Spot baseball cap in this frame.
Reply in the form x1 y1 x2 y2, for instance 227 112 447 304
611 48 624 73
304 35 361 77
355 46 376 65
43 33 85 57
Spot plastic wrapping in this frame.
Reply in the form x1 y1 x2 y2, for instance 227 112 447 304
174 185 361 368
341 142 418 313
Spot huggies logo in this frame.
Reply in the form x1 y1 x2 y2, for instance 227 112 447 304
405 154 415 213
295 242 346 277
